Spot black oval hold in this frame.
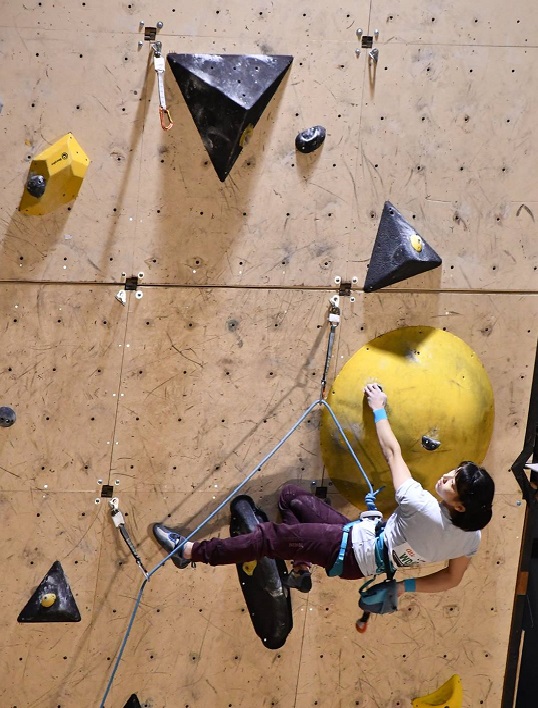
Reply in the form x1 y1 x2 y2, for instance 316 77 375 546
0 406 16 427
422 435 440 451
26 173 47 198
295 125 326 153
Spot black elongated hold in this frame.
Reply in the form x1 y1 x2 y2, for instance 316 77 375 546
230 495 293 649
26 173 47 198
295 125 326 153
0 407 16 427
422 435 441 451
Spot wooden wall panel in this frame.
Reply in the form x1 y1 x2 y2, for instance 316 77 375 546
352 44 538 291
0 284 126 493
370 2 538 47
132 36 364 288
73 490 307 708
3 16 536 288
109 288 331 496
3 1 369 40
0 490 104 708
0 281 530 708
1 0 537 706
76 289 527 707
0 29 148 283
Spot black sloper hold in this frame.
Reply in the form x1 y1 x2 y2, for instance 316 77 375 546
295 125 326 153
0 407 16 427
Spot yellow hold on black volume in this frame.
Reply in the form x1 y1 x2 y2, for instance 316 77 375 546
19 133 90 215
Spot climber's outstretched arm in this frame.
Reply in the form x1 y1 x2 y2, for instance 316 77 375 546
363 383 412 491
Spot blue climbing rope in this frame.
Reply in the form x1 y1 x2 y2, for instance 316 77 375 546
319 400 383 510
99 397 379 707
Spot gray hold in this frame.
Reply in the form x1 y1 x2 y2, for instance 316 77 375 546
26 173 47 198
0 407 16 427
295 125 326 153
421 435 440 451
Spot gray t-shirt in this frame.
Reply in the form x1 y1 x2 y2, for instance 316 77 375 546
351 477 481 577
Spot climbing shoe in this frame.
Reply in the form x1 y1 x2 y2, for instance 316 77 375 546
285 569 312 593
152 523 191 569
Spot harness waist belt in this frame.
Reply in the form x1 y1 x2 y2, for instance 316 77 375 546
326 521 359 577
327 522 396 578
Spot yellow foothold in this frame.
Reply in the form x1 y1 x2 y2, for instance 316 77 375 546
410 233 423 252
40 593 57 608
412 674 463 707
242 560 257 576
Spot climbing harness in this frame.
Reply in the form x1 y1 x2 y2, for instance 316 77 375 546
151 41 173 131
99 295 389 706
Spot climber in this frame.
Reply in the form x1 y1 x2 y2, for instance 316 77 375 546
152 383 495 601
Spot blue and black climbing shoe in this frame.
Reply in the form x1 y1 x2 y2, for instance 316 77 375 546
285 569 312 593
152 523 191 569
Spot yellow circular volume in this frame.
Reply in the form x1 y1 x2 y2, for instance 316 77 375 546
320 326 494 514
40 593 57 608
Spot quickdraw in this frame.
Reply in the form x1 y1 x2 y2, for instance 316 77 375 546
151 41 173 131
109 497 149 579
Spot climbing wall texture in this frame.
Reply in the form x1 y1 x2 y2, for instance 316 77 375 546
0 1 536 706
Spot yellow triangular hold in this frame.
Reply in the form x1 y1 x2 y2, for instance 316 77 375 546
19 133 90 215
412 674 462 708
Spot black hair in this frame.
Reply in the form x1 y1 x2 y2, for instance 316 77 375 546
449 461 495 532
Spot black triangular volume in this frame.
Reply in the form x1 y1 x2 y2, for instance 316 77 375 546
364 201 442 292
18 560 81 623
167 53 293 181
123 695 142 708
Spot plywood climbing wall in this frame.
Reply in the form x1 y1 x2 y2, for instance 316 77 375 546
1 1 536 706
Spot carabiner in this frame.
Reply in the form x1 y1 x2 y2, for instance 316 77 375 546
159 106 173 131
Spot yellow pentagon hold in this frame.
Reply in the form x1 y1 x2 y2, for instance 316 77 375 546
410 233 423 252
242 560 257 576
40 593 57 608
412 674 463 707
19 133 90 215
320 326 494 514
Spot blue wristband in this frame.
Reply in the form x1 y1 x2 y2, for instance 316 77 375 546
373 408 387 423
404 578 416 593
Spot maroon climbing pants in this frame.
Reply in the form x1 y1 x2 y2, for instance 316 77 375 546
191 484 365 579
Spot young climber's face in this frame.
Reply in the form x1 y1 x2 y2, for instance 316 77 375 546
435 470 465 511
